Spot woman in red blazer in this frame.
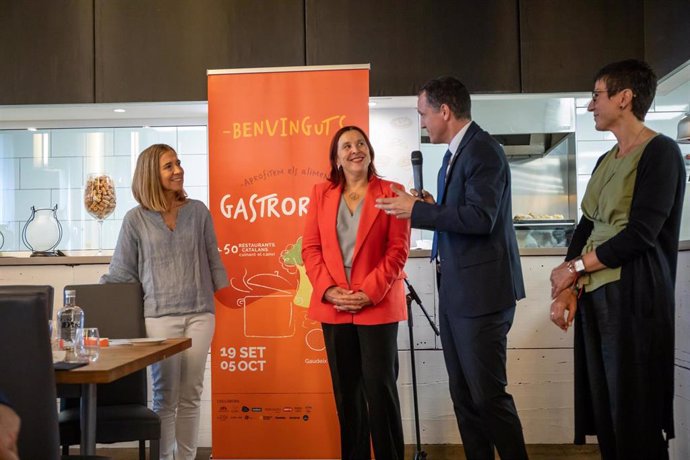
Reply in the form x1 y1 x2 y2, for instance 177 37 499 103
302 125 410 460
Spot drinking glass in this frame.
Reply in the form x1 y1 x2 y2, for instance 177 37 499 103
48 319 66 362
84 174 116 254
77 327 100 362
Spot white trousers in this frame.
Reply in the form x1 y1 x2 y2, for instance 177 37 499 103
146 312 215 460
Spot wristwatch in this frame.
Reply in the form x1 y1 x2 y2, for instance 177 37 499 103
569 257 587 277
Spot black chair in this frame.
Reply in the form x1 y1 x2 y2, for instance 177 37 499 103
0 285 110 460
58 283 160 460
0 283 54 316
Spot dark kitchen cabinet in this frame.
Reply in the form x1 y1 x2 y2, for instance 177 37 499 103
94 0 305 102
0 0 94 104
1 1 687 104
305 0 521 95
643 0 690 80
519 0 645 93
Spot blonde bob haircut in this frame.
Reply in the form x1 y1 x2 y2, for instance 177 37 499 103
131 144 187 212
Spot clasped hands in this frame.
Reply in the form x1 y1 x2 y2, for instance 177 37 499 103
324 286 372 312
549 262 578 332
375 185 435 219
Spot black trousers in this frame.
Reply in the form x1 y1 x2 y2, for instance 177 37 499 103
578 283 669 460
322 322 404 460
439 306 528 460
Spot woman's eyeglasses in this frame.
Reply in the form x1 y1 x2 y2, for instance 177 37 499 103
591 89 635 101
591 90 608 101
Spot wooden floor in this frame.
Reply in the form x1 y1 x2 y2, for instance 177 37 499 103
96 444 602 459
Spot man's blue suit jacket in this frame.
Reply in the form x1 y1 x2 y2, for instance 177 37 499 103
411 121 525 318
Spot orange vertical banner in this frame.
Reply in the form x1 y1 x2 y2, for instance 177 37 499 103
208 65 369 459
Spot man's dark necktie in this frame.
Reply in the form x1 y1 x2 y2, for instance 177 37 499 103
430 149 453 261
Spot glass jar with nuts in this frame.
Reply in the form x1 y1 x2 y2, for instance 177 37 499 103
84 174 116 253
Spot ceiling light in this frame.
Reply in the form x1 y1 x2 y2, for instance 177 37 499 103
113 108 126 113
368 102 377 107
27 127 37 131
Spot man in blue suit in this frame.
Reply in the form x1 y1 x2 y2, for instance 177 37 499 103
376 76 528 460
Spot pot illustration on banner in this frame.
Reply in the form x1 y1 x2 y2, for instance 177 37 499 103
279 236 313 308
232 270 296 338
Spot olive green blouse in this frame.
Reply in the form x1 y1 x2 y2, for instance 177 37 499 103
579 134 658 292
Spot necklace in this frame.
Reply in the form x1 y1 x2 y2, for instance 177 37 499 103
348 191 360 201
618 126 647 158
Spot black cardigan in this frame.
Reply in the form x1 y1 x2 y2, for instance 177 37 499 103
567 134 686 446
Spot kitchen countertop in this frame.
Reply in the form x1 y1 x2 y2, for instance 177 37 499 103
1 242 687 266
0 250 113 266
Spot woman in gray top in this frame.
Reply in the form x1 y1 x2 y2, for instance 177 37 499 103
101 144 228 460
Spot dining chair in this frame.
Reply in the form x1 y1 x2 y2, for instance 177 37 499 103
0 285 110 460
58 283 161 460
0 283 54 315
0 285 61 459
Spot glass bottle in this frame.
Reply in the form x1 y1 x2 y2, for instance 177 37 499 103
57 289 84 361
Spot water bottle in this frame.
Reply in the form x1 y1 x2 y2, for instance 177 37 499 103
57 289 84 361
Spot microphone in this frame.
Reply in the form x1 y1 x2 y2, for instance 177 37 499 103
411 150 423 195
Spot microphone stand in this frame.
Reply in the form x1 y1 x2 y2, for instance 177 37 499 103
404 278 440 460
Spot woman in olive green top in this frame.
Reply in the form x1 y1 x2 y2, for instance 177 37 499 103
549 59 686 459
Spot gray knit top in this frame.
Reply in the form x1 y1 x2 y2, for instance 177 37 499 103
100 199 229 318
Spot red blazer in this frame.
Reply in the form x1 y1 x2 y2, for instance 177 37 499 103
302 176 410 325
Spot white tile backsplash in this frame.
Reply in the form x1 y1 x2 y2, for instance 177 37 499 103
103 155 136 186
185 186 209 206
178 153 207 187
575 140 616 174
576 175 591 220
113 127 178 156
576 110 621 143
15 190 52 218
0 158 19 189
20 157 83 189
113 187 138 220
0 222 19 251
146 128 178 149
179 127 207 154
646 114 688 137
0 131 35 158
62 219 86 250
52 128 114 158
0 190 17 221
370 107 420 189
50 188 89 222
112 128 135 156
2 125 206 251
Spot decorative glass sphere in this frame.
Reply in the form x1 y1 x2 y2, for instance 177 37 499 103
22 205 62 253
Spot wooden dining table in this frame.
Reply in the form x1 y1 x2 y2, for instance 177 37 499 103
55 337 191 455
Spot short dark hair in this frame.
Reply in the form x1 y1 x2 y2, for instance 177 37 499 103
327 126 379 187
594 59 657 121
419 76 471 120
